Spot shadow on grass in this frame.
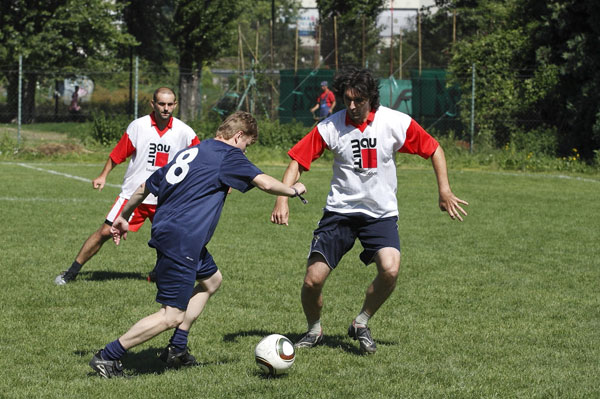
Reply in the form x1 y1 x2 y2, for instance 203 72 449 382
77 270 149 282
79 347 237 378
223 329 397 356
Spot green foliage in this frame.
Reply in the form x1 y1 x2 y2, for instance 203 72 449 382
172 0 245 120
0 132 18 157
118 0 177 69
510 125 558 156
91 112 130 146
172 0 243 66
0 0 135 68
0 0 136 121
437 0 600 160
254 118 307 149
186 114 222 141
186 115 309 150
449 27 527 148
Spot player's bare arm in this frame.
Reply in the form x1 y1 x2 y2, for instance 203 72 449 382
92 158 118 191
111 183 150 245
252 174 306 198
271 160 304 225
430 146 469 221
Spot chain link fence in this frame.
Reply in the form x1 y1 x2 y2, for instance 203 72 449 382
1 60 546 152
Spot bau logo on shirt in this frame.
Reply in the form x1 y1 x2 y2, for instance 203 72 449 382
351 137 377 169
148 142 171 167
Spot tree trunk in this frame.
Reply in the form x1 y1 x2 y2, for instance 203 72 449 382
6 71 37 123
178 63 202 122
23 73 37 123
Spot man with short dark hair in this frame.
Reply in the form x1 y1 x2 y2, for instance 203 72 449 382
55 87 199 285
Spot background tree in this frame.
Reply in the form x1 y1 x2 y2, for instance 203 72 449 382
518 0 600 159
316 0 384 70
436 0 600 159
118 0 177 72
171 0 244 121
0 0 135 122
211 0 301 118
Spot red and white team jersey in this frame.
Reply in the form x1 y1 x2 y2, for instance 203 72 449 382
288 106 439 218
109 113 200 205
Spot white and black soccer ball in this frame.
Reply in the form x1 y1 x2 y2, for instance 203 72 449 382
254 334 295 376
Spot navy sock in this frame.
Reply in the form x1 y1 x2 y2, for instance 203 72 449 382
169 328 189 352
101 339 126 361
67 261 82 275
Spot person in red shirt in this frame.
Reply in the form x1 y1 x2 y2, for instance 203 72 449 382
310 80 336 121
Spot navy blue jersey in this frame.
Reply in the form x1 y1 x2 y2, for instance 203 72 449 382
145 139 263 268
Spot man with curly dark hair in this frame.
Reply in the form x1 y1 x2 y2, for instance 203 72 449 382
271 67 468 354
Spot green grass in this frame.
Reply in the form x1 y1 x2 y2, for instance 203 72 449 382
0 159 599 398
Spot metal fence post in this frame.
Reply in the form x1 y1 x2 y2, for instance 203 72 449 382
134 55 139 119
18 55 22 146
470 63 475 154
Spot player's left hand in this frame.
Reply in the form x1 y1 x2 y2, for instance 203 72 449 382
439 191 469 221
271 198 290 226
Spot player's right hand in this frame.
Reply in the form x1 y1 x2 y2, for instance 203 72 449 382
292 182 306 196
92 176 106 191
110 217 129 245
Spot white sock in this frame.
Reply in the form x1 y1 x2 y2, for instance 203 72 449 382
308 320 322 335
355 310 371 326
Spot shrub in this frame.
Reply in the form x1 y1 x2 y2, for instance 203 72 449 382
186 113 221 140
0 133 18 156
511 126 558 156
91 112 130 145
186 114 309 148
254 117 307 149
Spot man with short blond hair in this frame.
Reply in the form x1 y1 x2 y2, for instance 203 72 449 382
89 111 307 378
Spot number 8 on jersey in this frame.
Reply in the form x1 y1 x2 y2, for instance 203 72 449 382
165 148 199 185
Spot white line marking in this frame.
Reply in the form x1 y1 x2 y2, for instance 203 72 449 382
0 161 104 167
11 162 121 188
0 196 107 203
2 161 598 184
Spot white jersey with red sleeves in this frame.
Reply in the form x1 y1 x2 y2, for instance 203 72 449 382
109 113 199 205
288 105 439 218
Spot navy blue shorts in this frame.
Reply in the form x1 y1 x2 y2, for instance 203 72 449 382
154 248 218 310
309 211 400 269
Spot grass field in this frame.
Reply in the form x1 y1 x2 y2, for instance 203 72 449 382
0 158 599 398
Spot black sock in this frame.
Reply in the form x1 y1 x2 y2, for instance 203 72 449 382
169 328 189 352
102 339 126 361
67 261 83 275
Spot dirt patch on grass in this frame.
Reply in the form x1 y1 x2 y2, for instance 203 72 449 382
34 142 90 155
0 126 70 142
0 125 90 155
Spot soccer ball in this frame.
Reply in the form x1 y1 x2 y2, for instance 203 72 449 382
254 334 295 376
